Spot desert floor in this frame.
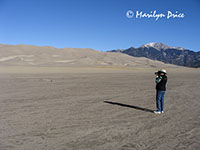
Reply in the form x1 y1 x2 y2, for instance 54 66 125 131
0 67 200 150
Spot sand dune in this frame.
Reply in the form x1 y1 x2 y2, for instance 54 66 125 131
0 44 178 70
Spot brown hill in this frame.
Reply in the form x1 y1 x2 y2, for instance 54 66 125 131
0 44 178 68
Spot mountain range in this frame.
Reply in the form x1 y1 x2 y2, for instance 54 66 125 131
110 43 200 68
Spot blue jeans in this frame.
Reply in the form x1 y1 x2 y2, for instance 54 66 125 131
156 90 165 112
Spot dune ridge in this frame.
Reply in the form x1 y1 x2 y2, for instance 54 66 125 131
0 44 178 69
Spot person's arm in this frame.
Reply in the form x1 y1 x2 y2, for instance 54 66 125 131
155 76 162 83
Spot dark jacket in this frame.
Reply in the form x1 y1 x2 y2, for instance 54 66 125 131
155 75 167 91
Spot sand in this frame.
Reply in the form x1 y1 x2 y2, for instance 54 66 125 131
0 67 200 150
0 44 178 68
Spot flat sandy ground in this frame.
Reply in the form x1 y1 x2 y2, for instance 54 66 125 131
0 67 200 150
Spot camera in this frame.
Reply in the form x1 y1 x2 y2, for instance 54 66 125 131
155 71 162 76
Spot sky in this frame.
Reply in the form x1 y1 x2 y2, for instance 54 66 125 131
0 0 199 51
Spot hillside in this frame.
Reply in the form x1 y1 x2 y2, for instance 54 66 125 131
0 44 177 68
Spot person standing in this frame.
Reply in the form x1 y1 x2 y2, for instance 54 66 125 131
154 69 168 114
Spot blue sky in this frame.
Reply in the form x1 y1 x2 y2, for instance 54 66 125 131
0 0 199 51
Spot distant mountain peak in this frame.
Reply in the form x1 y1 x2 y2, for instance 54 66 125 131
140 42 185 51
110 43 199 67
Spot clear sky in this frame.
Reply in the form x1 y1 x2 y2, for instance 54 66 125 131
0 0 199 51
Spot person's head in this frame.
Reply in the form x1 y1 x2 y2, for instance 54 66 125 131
159 69 167 76
155 69 167 76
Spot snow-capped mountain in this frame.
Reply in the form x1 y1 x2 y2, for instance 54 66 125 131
141 42 185 51
110 43 200 68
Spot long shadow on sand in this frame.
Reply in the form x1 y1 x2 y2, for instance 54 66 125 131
104 100 154 113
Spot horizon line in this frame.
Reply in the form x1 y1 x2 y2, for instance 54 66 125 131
0 42 199 52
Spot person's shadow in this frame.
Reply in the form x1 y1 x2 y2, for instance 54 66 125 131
104 100 154 113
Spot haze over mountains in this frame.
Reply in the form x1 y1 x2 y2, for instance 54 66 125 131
0 44 177 68
110 43 200 68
